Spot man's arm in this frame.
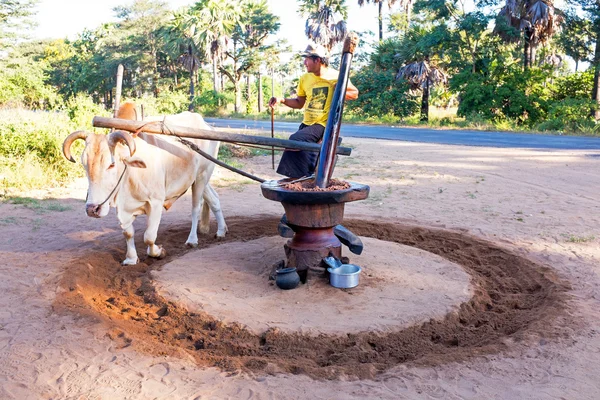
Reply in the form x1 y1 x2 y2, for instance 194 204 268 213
268 96 306 109
345 80 359 101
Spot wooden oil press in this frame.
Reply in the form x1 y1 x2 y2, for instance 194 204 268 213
261 33 369 282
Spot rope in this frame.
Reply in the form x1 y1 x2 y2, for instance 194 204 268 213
95 164 128 208
158 122 268 183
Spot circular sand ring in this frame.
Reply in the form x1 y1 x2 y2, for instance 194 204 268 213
153 236 472 335
58 216 567 380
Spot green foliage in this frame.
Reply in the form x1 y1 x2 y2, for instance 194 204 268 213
134 91 191 115
0 109 86 192
0 0 38 49
65 94 110 130
347 68 419 120
190 90 233 116
453 61 553 126
537 98 599 133
0 50 61 109
552 71 594 100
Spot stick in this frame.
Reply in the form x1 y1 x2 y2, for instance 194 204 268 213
271 107 275 169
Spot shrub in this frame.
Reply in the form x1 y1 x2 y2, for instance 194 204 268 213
0 109 85 193
346 68 419 120
65 94 110 130
135 91 191 116
537 98 598 133
452 62 553 127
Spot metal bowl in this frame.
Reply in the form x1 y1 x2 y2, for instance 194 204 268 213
328 264 361 288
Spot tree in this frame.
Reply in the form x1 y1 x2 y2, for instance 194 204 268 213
357 0 401 41
566 0 600 119
346 38 419 119
394 25 448 121
0 0 38 49
397 60 447 121
220 0 280 113
158 10 203 109
492 0 563 69
557 9 593 72
112 0 169 96
188 0 241 94
298 0 348 50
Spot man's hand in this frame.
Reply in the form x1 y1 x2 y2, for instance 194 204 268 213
268 97 281 108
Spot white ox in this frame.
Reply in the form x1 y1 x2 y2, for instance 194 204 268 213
63 105 227 265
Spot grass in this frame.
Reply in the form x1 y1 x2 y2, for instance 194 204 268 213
561 233 596 243
3 196 72 213
0 216 19 225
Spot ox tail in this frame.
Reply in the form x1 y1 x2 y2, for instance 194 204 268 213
201 195 210 227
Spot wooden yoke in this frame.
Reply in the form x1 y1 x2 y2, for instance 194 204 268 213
314 33 359 188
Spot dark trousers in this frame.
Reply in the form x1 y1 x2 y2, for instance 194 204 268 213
276 123 325 179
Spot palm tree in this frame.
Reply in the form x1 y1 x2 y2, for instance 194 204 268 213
188 0 241 94
357 0 402 41
298 0 348 51
396 59 447 121
394 25 447 122
494 0 563 69
157 10 202 109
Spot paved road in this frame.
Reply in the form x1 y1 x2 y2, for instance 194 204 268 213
205 118 600 150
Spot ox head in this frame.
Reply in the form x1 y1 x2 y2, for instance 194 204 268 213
63 130 143 218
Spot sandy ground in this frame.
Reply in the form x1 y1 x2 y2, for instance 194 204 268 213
1 134 600 399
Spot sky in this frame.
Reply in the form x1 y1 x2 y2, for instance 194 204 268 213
32 0 382 54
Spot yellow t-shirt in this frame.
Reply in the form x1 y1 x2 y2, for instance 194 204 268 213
298 68 339 127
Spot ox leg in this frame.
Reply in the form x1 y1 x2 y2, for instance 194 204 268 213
185 179 205 247
121 222 139 265
203 183 227 238
144 201 166 259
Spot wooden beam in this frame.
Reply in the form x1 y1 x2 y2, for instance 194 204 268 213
92 116 352 156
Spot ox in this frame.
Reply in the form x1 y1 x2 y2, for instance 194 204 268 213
63 105 227 265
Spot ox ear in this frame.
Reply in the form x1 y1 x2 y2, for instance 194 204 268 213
123 156 147 169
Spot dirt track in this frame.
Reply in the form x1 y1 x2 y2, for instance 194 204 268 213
1 138 600 399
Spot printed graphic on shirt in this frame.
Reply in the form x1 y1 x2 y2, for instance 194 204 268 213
307 87 329 111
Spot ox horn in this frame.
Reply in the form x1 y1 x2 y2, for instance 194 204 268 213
62 131 89 163
108 130 136 157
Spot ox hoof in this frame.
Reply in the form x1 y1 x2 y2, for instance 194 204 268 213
122 258 139 266
157 247 167 259
186 241 199 248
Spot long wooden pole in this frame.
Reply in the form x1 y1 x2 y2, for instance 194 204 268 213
314 33 358 188
92 116 352 156
271 107 275 169
113 64 124 118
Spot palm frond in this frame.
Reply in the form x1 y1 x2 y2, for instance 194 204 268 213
396 61 447 90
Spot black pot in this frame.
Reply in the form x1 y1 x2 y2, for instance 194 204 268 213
275 267 300 290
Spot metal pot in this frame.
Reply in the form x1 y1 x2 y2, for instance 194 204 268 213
328 264 361 289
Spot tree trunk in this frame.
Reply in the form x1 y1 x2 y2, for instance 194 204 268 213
234 79 241 113
189 65 195 112
420 79 430 122
247 75 252 113
592 33 600 120
212 57 219 93
523 28 532 70
257 71 263 113
378 1 383 41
